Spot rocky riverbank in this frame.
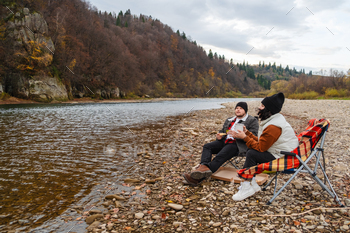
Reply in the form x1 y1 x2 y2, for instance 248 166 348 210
69 100 349 233
0 96 194 105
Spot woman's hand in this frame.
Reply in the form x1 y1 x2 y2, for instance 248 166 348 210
231 129 247 139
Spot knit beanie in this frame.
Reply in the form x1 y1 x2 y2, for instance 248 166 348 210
261 92 285 115
235 102 248 114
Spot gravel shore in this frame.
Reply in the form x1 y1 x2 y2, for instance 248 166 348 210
78 99 350 233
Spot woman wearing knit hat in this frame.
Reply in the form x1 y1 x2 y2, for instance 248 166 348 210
230 93 299 201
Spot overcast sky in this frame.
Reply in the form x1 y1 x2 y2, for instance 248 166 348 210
87 0 350 74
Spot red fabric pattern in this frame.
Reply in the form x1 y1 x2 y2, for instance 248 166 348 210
225 119 236 144
237 118 330 180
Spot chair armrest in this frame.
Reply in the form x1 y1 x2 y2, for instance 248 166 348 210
280 151 297 156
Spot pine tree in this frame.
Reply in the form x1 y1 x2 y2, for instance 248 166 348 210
116 16 121 26
124 21 128 27
208 49 213 59
125 9 131 16
176 30 180 36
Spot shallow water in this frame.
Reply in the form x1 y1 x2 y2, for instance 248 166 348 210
0 98 259 232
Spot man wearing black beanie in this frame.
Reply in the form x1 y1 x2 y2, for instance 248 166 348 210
183 102 259 186
231 93 299 201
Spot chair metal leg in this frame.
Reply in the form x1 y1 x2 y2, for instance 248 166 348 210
296 151 343 204
261 172 279 193
316 159 344 207
267 166 304 205
223 159 239 169
234 156 244 165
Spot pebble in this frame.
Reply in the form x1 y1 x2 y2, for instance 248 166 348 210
212 222 222 227
135 213 144 219
173 222 182 227
222 210 230 216
124 178 140 183
85 214 103 224
89 209 102 215
168 203 183 210
152 215 160 220
105 194 125 201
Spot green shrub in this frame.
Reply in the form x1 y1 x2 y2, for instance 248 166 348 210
249 90 270 98
337 89 348 97
288 91 319 99
224 91 242 98
0 92 11 100
325 88 340 98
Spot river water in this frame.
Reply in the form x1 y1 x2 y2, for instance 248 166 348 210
0 98 260 232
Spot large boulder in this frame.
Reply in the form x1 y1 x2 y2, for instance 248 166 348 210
28 76 68 102
4 74 29 99
110 87 120 98
72 87 85 98
101 89 108 99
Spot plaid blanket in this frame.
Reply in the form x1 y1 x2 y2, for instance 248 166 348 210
237 118 330 180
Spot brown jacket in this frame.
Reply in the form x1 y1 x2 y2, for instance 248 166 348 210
243 125 282 152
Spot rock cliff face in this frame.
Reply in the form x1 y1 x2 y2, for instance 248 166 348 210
3 8 123 102
7 8 55 54
4 8 67 102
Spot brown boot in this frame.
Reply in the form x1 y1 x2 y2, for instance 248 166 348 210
183 173 204 186
190 164 212 180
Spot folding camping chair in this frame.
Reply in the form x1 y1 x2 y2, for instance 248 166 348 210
237 118 344 206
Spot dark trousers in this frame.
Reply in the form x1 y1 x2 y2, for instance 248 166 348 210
200 140 239 173
243 149 276 168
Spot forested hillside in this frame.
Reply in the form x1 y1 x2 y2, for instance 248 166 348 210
0 0 263 101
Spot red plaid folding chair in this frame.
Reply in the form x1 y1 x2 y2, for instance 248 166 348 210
237 118 344 206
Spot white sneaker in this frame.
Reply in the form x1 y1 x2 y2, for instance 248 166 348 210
232 182 256 201
251 178 261 192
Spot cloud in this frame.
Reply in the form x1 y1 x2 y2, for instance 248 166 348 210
88 0 350 72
